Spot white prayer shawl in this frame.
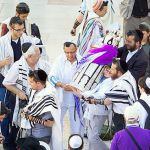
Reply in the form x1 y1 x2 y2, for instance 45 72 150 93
49 53 81 108
83 78 114 120
2 17 32 36
0 32 40 77
106 71 138 114
12 56 51 126
21 83 63 150
79 0 120 39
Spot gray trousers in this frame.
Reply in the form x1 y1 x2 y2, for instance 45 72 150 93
123 16 150 36
87 115 109 150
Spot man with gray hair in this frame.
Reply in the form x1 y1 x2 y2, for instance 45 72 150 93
3 42 50 147
110 106 150 150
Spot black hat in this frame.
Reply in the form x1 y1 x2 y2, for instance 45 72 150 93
22 42 32 53
17 137 46 150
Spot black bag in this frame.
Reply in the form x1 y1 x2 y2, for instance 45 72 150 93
31 23 41 39
138 99 150 130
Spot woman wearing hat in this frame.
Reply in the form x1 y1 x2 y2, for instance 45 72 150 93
110 106 150 150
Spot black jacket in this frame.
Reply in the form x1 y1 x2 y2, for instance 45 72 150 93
118 46 148 82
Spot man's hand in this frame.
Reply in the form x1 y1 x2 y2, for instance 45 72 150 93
0 134 4 144
70 28 76 36
104 98 112 106
20 111 27 118
44 120 54 128
72 87 82 98
63 84 74 92
4 56 12 65
17 90 28 100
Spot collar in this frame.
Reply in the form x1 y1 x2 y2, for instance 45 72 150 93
140 92 150 101
128 49 138 54
126 123 139 127
63 53 80 64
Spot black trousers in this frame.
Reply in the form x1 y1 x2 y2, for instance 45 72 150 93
1 91 18 150
113 113 125 133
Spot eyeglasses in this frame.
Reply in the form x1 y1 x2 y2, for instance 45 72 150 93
12 27 25 32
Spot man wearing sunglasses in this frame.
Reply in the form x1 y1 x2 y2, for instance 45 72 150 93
2 42 50 149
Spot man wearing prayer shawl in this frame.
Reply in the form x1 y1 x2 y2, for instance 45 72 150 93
104 58 138 132
48 42 83 140
70 0 118 37
3 43 50 148
0 16 40 149
20 70 62 150
70 45 118 150
77 0 109 56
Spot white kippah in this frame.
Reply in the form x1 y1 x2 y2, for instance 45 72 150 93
39 141 50 150
124 106 139 121
146 77 150 89
69 135 82 149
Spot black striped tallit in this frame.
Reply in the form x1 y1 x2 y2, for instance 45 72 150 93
28 95 58 127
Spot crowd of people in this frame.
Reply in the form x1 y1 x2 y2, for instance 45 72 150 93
0 0 150 150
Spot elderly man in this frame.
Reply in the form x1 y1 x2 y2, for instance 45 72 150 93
3 42 50 149
0 16 40 149
49 42 82 137
110 106 150 150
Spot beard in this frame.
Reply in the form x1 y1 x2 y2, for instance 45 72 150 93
126 44 137 52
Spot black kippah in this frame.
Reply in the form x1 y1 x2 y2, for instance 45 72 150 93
22 42 32 53
37 69 47 82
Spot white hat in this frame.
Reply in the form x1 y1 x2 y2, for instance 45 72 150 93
39 141 51 150
69 135 83 149
146 77 150 89
124 106 139 121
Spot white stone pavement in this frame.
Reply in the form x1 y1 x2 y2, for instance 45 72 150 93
0 0 112 149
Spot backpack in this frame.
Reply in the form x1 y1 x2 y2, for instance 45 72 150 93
138 99 150 130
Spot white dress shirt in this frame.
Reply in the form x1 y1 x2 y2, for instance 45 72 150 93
126 49 138 62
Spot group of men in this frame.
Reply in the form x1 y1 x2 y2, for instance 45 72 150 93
0 0 150 150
